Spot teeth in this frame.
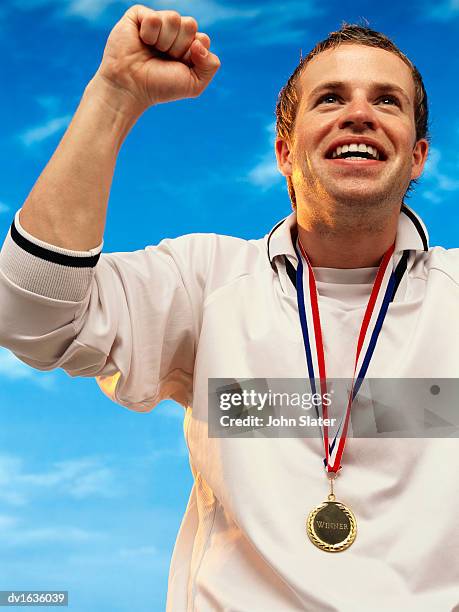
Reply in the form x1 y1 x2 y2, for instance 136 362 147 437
331 142 380 159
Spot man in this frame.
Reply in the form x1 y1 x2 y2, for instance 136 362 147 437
0 5 458 610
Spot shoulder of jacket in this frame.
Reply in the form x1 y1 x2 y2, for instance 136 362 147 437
154 232 266 267
145 232 267 295
158 231 264 250
423 246 459 286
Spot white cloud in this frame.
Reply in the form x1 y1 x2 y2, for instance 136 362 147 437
67 466 117 499
0 456 29 506
154 0 259 27
421 146 459 204
25 457 119 499
231 0 323 46
62 0 259 26
0 514 20 530
35 95 62 114
1 525 102 547
10 0 258 26
246 120 283 190
119 545 158 558
8 0 322 46
0 511 103 547
63 0 117 20
0 348 57 390
421 0 459 22
65 544 170 570
248 155 281 188
19 115 71 148
0 454 119 506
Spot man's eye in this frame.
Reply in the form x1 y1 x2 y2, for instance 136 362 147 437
379 95 400 106
318 93 339 104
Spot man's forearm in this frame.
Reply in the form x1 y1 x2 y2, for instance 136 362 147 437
19 74 143 251
16 4 220 252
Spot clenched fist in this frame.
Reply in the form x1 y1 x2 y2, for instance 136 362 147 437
94 4 221 113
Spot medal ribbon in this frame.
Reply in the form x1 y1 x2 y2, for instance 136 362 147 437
294 239 400 473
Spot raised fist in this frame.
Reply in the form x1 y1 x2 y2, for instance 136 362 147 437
94 4 221 112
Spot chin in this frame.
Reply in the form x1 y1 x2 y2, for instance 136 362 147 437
328 182 394 207
332 190 382 205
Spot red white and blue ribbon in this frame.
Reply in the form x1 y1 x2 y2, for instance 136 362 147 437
294 238 409 473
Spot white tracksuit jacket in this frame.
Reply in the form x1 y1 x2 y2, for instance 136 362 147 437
0 205 458 611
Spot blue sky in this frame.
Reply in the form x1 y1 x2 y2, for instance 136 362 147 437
0 0 458 610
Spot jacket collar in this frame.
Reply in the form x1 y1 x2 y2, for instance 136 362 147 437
267 203 429 264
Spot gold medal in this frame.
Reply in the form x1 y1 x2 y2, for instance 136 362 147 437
296 239 397 552
306 476 357 552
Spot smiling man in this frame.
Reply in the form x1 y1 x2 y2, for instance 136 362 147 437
0 6 458 611
275 33 429 269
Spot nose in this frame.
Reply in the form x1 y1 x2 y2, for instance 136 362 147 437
338 95 378 131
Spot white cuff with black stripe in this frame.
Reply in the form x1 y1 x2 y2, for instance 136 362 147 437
0 209 104 302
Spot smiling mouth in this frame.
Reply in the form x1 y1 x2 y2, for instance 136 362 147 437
325 143 387 162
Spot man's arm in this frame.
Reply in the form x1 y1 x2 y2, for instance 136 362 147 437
0 4 220 409
18 4 220 251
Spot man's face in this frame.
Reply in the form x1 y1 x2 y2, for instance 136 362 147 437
276 44 428 213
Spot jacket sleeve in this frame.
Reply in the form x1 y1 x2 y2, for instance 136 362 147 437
0 209 205 412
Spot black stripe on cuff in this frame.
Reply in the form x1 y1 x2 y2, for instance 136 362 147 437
10 219 101 268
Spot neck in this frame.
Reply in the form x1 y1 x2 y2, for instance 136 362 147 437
296 203 400 269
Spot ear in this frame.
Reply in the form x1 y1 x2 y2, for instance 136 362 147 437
275 137 293 177
411 139 429 181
